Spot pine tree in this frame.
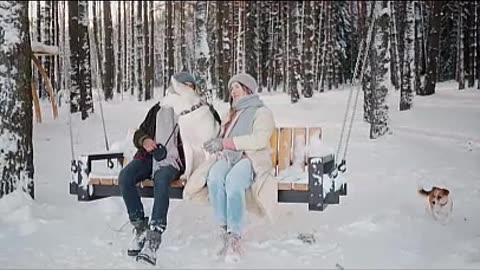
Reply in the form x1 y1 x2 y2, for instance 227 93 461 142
0 1 34 199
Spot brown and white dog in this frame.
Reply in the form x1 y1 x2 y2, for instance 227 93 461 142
418 186 453 223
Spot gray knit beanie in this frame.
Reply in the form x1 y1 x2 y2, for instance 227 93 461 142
228 73 258 94
172 71 197 88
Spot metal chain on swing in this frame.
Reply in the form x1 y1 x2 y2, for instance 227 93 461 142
332 1 377 179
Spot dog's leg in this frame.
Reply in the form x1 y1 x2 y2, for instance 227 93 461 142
180 141 193 181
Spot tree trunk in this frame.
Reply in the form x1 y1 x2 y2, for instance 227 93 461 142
414 1 422 95
0 1 34 199
149 1 154 97
477 1 480 89
421 1 443 96
400 0 414 111
130 1 135 96
303 1 314 98
180 1 188 71
123 1 128 93
92 1 104 91
288 1 300 103
363 1 390 139
36 1 45 97
103 1 114 100
389 1 401 90
215 1 226 101
43 1 52 97
136 1 143 100
167 1 175 86
245 2 258 83
144 0 151 100
195 1 209 92
116 1 122 95
467 1 475 88
458 1 465 90
69 1 93 119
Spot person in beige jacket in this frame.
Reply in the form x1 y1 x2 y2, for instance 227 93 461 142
183 73 278 262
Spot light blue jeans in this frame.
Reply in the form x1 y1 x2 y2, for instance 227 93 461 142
206 158 253 235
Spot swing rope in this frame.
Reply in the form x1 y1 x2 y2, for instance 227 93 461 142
334 1 377 176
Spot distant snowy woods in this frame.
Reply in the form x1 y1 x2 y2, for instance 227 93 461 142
27 1 480 112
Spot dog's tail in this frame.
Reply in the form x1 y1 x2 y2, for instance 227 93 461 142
418 188 430 197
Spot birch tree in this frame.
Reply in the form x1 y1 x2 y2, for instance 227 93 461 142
195 1 209 92
400 0 414 111
0 1 34 199
363 1 390 139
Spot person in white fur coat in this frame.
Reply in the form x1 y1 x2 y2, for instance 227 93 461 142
183 73 278 262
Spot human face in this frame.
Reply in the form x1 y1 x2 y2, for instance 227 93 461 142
230 82 248 102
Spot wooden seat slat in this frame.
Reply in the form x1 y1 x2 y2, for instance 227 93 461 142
87 127 322 193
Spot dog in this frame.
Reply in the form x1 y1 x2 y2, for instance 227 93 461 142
418 186 453 223
160 78 221 182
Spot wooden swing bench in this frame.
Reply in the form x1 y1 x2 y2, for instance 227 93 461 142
69 126 347 211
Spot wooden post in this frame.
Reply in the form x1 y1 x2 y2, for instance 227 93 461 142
31 80 42 123
31 54 58 119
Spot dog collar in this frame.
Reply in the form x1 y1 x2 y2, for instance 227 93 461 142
179 101 207 116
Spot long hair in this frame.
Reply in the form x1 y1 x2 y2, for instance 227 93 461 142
224 82 251 130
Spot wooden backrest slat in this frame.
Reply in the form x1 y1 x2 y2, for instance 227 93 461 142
293 128 307 171
277 127 293 173
270 128 279 176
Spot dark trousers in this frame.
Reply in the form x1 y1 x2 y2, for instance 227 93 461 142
118 156 180 228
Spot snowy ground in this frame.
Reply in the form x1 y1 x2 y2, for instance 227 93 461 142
1 82 480 269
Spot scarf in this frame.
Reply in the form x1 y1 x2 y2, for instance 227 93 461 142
222 94 264 166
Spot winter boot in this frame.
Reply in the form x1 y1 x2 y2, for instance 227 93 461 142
216 225 229 258
224 232 243 263
127 217 148 256
136 225 164 266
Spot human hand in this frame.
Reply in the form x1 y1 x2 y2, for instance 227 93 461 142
142 138 157 152
203 138 223 153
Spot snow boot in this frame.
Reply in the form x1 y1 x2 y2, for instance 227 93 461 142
127 217 148 256
224 232 243 264
216 225 229 258
136 226 164 266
